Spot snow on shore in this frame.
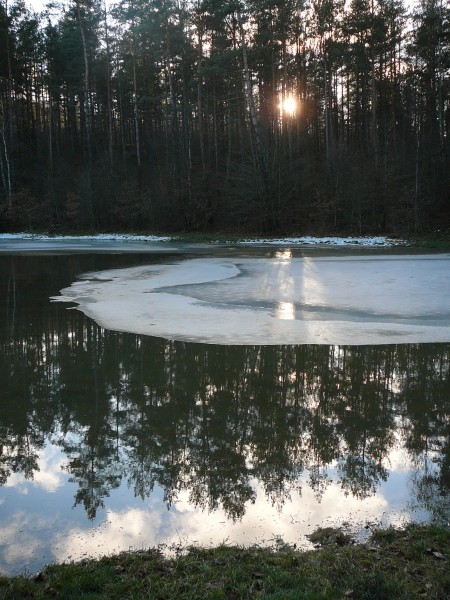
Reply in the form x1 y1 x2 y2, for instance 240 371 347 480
0 233 405 246
0 233 172 241
233 236 404 246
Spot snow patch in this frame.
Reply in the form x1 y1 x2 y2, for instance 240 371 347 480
234 236 404 246
0 233 405 246
0 233 172 241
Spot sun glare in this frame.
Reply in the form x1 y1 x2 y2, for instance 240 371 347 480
280 95 297 117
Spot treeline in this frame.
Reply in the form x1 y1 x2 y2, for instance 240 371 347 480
0 0 449 234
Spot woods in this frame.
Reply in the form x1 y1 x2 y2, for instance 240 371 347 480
0 0 449 234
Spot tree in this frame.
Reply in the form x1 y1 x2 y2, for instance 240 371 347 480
0 0 448 234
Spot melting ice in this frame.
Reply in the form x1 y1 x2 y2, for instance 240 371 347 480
52 253 450 345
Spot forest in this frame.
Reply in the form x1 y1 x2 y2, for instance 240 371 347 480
0 0 449 234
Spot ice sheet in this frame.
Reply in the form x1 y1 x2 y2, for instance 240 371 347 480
52 254 450 345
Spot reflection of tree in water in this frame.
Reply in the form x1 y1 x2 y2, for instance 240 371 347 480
4 328 450 521
400 345 450 523
0 352 45 484
333 348 396 499
0 430 42 486
1 255 449 521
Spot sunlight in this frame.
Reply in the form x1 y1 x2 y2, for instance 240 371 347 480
276 301 295 320
280 95 297 117
275 249 292 261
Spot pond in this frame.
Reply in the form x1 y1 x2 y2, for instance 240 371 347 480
1 238 449 576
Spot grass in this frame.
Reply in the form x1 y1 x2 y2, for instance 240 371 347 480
407 231 450 251
0 524 449 599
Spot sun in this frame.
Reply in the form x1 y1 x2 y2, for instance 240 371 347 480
280 95 297 117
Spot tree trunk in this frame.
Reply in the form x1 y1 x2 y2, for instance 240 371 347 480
4 0 13 197
103 1 114 172
237 10 276 231
75 0 95 226
132 22 141 174
197 29 206 175
0 125 12 200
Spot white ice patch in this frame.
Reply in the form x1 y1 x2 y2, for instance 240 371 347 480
52 254 450 345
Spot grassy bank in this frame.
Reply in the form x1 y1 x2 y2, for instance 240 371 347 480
408 232 450 251
1 525 449 599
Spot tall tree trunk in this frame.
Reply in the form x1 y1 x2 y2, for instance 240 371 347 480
0 124 12 199
48 91 55 218
197 27 206 175
370 0 378 164
323 50 331 168
103 1 114 172
237 10 276 231
132 22 141 174
213 83 219 174
4 0 13 198
75 0 95 227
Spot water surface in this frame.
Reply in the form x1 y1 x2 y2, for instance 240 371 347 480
1 244 449 576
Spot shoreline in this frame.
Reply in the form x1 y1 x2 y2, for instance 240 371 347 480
1 524 448 599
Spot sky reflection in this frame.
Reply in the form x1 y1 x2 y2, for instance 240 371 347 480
0 444 426 576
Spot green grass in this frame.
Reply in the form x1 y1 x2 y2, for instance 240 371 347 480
0 525 449 599
407 231 450 251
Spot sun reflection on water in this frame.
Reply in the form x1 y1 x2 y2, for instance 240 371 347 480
276 301 296 320
274 249 292 261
